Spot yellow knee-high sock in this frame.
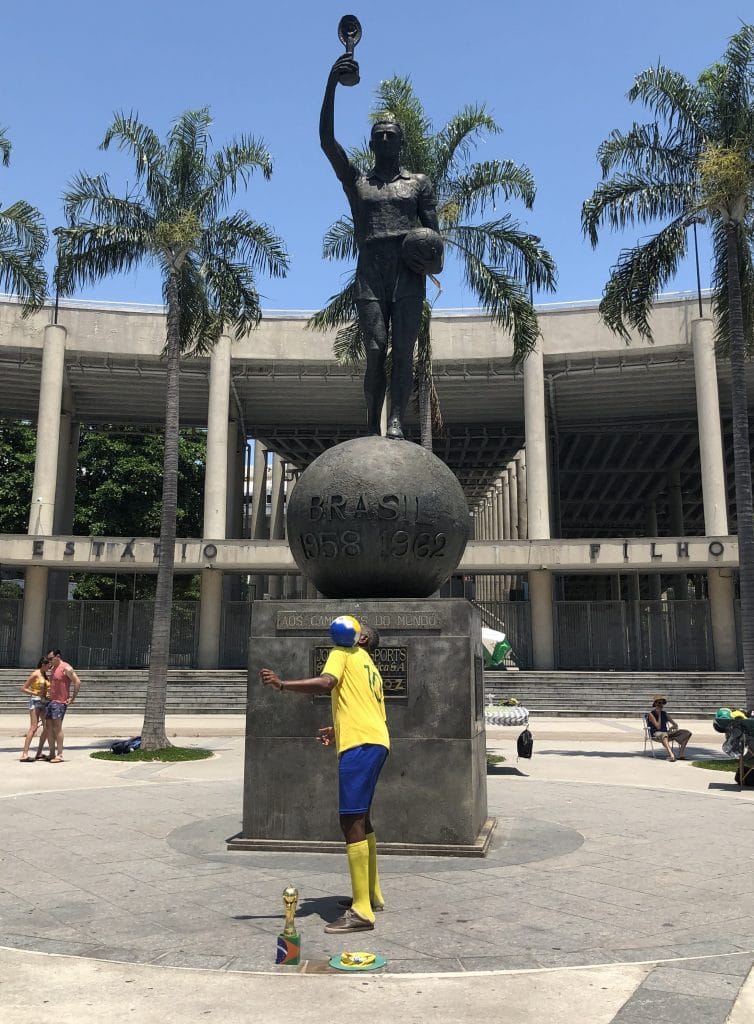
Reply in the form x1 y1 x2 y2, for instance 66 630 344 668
346 840 374 922
366 831 385 908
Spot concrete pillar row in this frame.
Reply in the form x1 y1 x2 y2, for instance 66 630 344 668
20 324 67 665
49 384 80 602
501 472 511 598
691 318 737 669
199 335 231 669
516 450 528 540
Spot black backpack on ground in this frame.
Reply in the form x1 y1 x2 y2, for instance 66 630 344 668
110 737 141 755
517 728 533 759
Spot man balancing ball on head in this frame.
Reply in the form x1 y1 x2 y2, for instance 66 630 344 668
260 616 389 934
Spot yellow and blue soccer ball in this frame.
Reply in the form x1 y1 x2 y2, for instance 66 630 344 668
330 615 361 648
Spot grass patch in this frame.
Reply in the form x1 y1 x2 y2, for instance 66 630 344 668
486 753 506 766
691 759 738 772
91 747 213 763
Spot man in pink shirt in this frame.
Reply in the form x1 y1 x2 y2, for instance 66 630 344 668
45 650 81 763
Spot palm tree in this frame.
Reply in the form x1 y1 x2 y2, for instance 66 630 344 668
310 78 556 448
581 25 754 705
57 109 289 747
0 125 47 310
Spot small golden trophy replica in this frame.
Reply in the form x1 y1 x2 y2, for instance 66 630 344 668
275 885 301 965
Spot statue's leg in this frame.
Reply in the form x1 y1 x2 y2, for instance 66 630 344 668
386 297 423 440
358 300 389 435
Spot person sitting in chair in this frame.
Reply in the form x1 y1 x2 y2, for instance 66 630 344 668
647 695 692 762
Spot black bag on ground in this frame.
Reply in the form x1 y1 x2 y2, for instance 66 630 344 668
110 737 141 755
517 728 533 759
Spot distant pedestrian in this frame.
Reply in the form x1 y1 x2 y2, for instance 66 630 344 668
646 695 692 761
45 650 81 763
19 657 50 762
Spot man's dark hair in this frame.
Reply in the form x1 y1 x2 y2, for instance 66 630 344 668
359 623 380 649
47 648 62 657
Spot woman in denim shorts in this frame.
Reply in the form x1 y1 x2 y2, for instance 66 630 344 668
19 657 50 762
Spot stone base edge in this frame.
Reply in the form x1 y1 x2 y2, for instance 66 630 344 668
227 817 497 858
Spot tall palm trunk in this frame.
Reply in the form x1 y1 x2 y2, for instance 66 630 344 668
142 269 181 749
418 377 433 450
725 221 754 707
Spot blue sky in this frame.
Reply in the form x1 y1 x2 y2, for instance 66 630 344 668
2 0 751 312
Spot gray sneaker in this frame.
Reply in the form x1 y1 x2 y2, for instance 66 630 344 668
324 909 374 933
337 898 384 912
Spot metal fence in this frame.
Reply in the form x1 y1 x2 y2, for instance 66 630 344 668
554 600 715 671
0 600 22 666
0 595 727 671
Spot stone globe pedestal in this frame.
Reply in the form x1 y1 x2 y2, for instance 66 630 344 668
286 436 470 598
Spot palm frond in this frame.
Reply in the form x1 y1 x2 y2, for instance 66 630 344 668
307 276 358 332
322 216 357 261
711 219 754 354
332 319 365 365
582 176 695 246
62 172 153 232
598 216 689 340
433 105 501 181
203 212 289 279
628 65 706 144
202 255 264 341
0 127 10 167
597 122 696 178
167 108 213 203
413 300 443 437
174 255 219 353
101 111 167 205
449 220 557 293
0 200 48 260
447 160 536 218
203 135 274 217
55 223 151 289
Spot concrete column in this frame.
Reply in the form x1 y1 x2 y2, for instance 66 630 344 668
610 574 621 601
20 324 67 665
493 478 504 602
645 501 662 600
516 451 528 540
49 402 80 601
250 443 269 600
508 463 519 599
267 454 285 599
223 423 245 602
708 569 737 669
692 319 729 536
529 569 555 668
691 318 737 669
523 339 551 541
524 339 554 668
199 335 231 669
668 467 684 536
501 472 511 599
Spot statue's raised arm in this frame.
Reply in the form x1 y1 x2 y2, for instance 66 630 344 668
320 55 360 186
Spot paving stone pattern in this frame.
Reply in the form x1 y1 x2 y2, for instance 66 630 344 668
2 771 754 979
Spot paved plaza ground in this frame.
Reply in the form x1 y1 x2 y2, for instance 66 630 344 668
0 713 753 1023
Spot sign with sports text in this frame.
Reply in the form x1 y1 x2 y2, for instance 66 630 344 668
311 645 408 701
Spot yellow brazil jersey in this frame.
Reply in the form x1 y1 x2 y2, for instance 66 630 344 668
322 646 390 756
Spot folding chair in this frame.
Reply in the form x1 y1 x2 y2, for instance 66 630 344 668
642 714 678 758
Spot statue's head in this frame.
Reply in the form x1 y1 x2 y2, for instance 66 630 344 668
370 117 402 159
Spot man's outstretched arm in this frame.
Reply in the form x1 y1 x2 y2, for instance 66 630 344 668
260 668 337 695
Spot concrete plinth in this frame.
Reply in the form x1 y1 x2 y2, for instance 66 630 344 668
232 598 493 856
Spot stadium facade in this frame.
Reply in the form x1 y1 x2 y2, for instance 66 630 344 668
0 292 747 674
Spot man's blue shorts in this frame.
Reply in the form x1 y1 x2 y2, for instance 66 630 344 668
338 744 388 815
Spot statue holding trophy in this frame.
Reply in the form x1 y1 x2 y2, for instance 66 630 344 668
275 885 301 965
320 15 444 441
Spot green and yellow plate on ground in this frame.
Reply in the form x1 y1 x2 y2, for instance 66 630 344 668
329 952 386 972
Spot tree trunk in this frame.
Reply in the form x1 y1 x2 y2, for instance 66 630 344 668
725 221 754 708
141 270 181 748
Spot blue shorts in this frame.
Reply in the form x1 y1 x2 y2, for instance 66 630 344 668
46 701 67 720
338 744 388 815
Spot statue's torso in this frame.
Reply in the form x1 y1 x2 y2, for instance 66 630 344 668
345 169 430 248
